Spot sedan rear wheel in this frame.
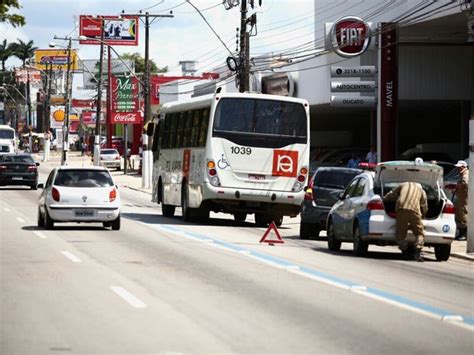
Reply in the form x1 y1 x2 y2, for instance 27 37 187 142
37 207 44 228
327 220 341 251
44 209 54 230
434 244 451 261
111 215 121 231
353 225 368 256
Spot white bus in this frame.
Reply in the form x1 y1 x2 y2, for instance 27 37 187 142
0 125 17 154
151 92 310 226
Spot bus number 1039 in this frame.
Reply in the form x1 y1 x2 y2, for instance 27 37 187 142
231 146 252 155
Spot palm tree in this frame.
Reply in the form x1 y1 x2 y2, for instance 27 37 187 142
11 39 37 66
0 39 15 72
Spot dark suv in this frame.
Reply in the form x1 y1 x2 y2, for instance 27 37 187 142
300 167 362 239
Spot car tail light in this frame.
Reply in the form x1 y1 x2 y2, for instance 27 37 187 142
0 165 7 172
109 188 117 202
115 156 120 160
304 179 314 200
442 201 455 214
27 165 37 172
52 187 60 202
367 199 384 211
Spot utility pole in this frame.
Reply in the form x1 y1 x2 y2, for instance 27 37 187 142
120 10 173 189
94 21 106 166
62 38 73 166
239 0 249 92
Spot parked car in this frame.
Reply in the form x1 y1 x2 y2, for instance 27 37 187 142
300 167 363 239
99 148 121 171
326 160 455 261
0 153 39 189
37 166 121 230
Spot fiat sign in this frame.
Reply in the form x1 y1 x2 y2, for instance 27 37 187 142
329 17 371 58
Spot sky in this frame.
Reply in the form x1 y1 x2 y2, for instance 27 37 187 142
1 0 315 75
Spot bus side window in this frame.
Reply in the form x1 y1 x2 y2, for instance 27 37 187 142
152 120 162 160
183 111 193 148
191 110 202 147
176 112 186 148
161 116 170 149
198 108 209 147
169 113 178 148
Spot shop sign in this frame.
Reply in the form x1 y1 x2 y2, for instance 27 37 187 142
34 49 79 71
79 15 139 46
330 96 376 108
328 17 371 58
330 66 376 78
111 75 142 124
331 81 376 92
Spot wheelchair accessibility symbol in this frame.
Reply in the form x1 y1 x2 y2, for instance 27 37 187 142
217 154 230 169
442 225 450 233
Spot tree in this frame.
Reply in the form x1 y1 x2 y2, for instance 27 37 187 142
11 39 37 66
0 0 25 27
0 39 16 85
121 52 168 74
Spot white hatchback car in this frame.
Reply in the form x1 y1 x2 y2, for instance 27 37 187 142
327 161 455 261
99 148 121 171
38 166 121 230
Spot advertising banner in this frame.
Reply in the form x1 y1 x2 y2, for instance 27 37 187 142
14 68 42 85
79 15 139 46
111 75 142 124
82 110 105 127
34 49 79 71
50 106 66 129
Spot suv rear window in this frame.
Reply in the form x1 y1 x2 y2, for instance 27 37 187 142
54 169 114 188
314 170 361 189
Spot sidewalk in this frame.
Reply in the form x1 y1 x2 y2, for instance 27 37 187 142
33 151 473 262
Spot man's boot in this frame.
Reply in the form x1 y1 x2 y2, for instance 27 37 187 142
455 227 467 241
413 249 424 262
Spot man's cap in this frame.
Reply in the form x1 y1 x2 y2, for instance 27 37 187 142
455 160 468 167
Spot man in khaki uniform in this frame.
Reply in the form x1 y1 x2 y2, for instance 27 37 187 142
383 182 428 262
454 161 469 240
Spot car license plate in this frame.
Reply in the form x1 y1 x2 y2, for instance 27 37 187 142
248 174 265 181
74 209 95 217
12 176 23 180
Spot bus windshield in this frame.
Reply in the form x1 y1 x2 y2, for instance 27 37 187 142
213 98 307 148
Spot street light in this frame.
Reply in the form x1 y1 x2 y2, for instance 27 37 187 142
50 35 73 166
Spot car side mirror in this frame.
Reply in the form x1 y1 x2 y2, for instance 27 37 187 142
37 183 44 189
36 162 40 166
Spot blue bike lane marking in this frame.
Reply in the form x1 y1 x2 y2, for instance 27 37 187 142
154 224 474 330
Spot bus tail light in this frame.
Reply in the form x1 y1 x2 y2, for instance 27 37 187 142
52 187 60 202
207 160 220 186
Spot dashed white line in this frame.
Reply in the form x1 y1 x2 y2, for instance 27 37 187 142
110 286 147 309
33 231 47 239
4 207 10 212
60 251 82 263
16 217 25 223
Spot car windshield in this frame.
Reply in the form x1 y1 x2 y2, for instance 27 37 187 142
315 170 361 189
101 149 119 155
54 169 114 188
0 130 14 139
0 155 34 163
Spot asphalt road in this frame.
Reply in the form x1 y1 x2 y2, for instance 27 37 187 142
1 164 473 354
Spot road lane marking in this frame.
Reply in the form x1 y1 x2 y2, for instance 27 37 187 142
16 217 25 223
60 251 82 263
151 223 474 331
33 231 47 239
4 207 10 212
110 286 147 309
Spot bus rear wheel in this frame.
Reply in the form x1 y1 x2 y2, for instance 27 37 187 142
234 213 247 223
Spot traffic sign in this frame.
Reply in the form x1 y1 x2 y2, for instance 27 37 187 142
259 222 284 245
330 96 376 108
330 66 376 78
331 81 376 92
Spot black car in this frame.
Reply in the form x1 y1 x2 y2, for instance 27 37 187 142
299 167 363 239
0 153 39 189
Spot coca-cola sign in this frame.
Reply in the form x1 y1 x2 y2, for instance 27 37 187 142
111 112 141 124
330 17 371 58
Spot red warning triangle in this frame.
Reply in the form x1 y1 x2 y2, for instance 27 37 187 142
259 222 284 244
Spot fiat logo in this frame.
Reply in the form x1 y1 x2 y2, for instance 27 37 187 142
331 16 371 58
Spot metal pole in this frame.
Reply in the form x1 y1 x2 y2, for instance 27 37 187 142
124 124 128 174
107 46 112 149
62 38 72 166
94 20 105 166
239 0 248 93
